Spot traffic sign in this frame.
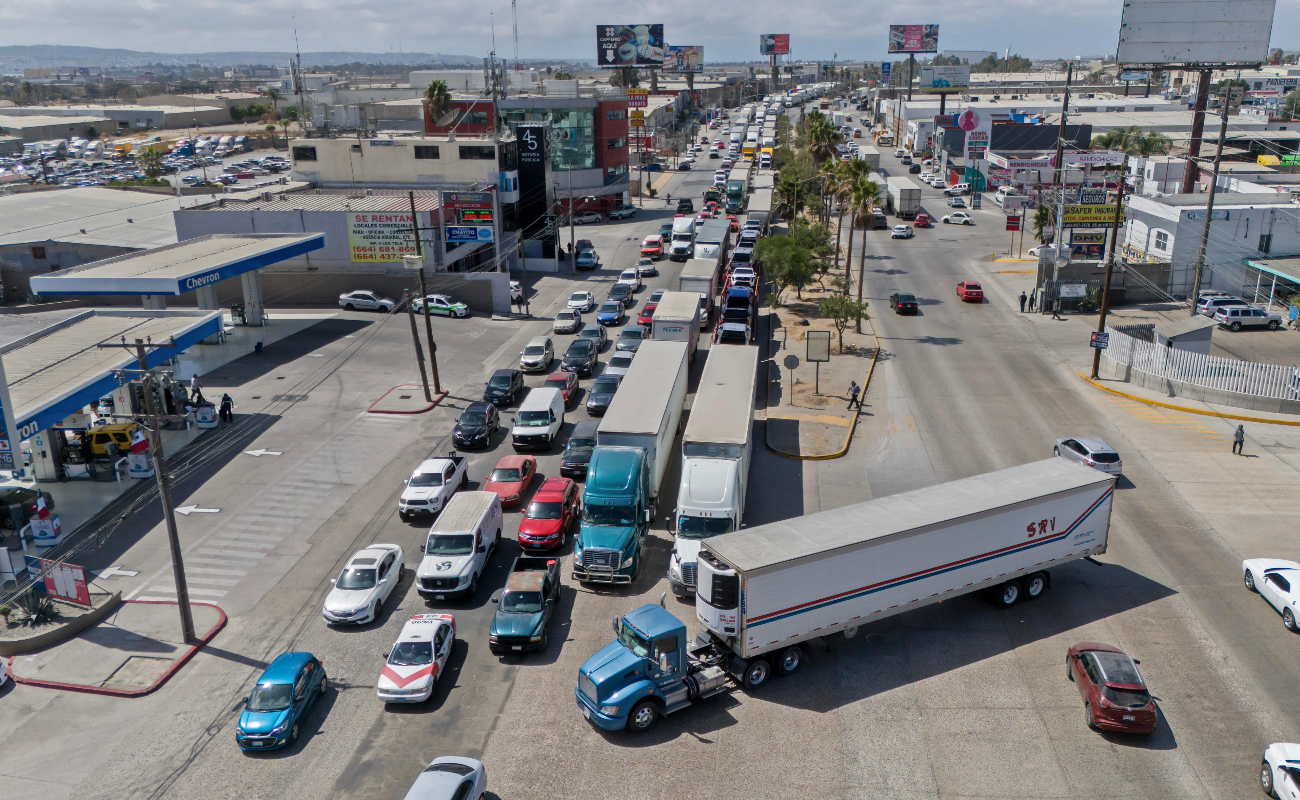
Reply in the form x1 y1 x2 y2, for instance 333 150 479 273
1006 216 1020 231
630 118 644 127
630 110 644 119
1090 331 1110 349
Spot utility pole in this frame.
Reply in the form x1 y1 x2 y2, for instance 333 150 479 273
97 338 195 643
1052 63 1073 187
1189 93 1231 316
1180 70 1212 195
567 170 576 266
1049 63 1074 286
1092 156 1128 379
403 291 433 400
907 54 915 101
406 192 441 394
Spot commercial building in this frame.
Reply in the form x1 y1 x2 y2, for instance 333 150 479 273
0 115 109 142
409 69 537 94
0 104 227 130
136 92 269 121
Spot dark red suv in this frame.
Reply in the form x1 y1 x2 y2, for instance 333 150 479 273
1067 642 1158 734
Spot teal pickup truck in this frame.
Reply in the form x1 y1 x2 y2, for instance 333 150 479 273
572 447 652 585
489 555 561 654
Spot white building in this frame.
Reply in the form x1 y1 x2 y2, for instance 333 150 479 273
409 69 536 94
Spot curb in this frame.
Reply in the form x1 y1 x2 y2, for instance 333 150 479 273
765 319 881 461
7 600 228 698
1076 372 1300 427
367 385 448 415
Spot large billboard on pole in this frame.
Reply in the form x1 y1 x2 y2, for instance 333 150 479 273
664 45 703 72
596 25 665 68
919 65 969 92
887 25 939 54
1116 0 1276 66
759 34 790 55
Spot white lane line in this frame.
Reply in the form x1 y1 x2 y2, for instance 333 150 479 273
147 586 228 597
185 577 241 587
195 548 266 559
205 539 278 550
211 532 283 543
187 556 262 567
135 596 184 602
187 567 250 576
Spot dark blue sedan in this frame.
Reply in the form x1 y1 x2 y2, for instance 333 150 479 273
236 652 327 751
596 301 625 326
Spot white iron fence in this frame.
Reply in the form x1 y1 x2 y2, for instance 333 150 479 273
1101 326 1300 401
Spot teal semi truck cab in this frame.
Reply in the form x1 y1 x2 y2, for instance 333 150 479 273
572 446 652 584
575 601 732 733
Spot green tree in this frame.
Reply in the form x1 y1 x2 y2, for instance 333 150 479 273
756 236 816 303
1091 125 1170 156
229 106 246 122
1282 89 1300 121
1271 48 1285 64
424 79 453 124
85 125 97 139
771 145 796 171
818 295 869 353
850 178 881 330
265 86 282 106
1033 204 1054 244
138 149 165 178
553 71 573 80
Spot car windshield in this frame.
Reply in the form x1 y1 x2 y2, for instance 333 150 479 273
592 378 619 394
609 286 629 297
556 312 574 320
898 295 915 302
967 284 982 291
488 374 512 387
501 590 544 613
570 294 587 302
490 467 522 482
610 356 633 369
600 303 622 314
677 515 735 538
426 534 474 555
247 682 293 711
621 329 644 341
524 345 547 356
459 409 488 426
527 501 564 520
517 411 550 427
567 436 595 451
409 471 444 487
336 567 377 589
567 342 593 356
618 620 652 658
583 504 637 526
388 641 433 666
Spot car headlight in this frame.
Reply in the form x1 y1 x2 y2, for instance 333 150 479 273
669 561 681 580
458 575 471 586
621 556 634 569
270 721 288 734
489 635 499 643
529 634 543 642
600 705 620 716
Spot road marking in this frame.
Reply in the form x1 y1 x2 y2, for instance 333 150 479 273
195 547 266 559
148 586 228 597
187 556 262 567
244 449 283 457
93 565 139 579
135 596 184 603
212 531 283 542
186 566 253 576
175 505 221 516
205 539 277 550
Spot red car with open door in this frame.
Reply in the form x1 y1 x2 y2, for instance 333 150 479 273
516 477 580 551
1067 641 1158 734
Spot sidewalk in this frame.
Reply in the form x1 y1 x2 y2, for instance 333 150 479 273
7 599 225 696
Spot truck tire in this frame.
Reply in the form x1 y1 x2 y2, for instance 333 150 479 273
993 580 1021 608
627 699 658 733
1024 572 1047 599
743 659 771 689
777 646 803 676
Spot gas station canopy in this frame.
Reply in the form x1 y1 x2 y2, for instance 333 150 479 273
29 233 324 296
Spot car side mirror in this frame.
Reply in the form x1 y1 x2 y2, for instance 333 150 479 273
612 616 619 636
490 597 498 604
1132 658 1140 665
403 479 409 484
643 509 653 523
382 651 389 659
659 653 672 673
329 578 336 584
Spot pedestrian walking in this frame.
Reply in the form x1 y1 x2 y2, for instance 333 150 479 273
1019 291 1027 313
1028 292 1036 313
219 393 234 423
1051 298 1063 320
1233 425 1245 455
190 374 201 395
847 380 862 409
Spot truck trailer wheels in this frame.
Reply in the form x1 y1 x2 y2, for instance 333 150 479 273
993 580 1021 608
627 699 659 733
743 659 771 689
992 572 1049 608
777 646 803 676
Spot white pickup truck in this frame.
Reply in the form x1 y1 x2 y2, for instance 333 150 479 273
398 453 468 521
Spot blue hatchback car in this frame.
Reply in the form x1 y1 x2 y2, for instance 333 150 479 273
236 652 327 751
596 301 624 326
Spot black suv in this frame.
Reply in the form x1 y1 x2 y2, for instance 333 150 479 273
483 369 525 406
453 402 500 448
561 339 599 376
676 198 695 214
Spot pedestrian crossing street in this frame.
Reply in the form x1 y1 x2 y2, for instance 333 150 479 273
133 413 417 603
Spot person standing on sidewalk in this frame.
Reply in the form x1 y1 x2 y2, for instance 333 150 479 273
1233 425 1245 455
1019 291 1027 313
1051 298 1063 320
847 380 861 409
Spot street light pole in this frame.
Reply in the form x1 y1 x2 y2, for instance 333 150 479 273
1190 95 1231 317
1092 156 1128 379
407 192 441 394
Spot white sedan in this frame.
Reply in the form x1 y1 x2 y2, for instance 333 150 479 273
568 291 596 312
1262 742 1300 798
553 310 581 334
339 291 396 313
891 225 914 239
323 544 405 625
1244 558 1300 631
574 211 603 225
377 614 455 704
943 212 974 225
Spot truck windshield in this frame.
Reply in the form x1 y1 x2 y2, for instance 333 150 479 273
500 590 543 613
409 471 444 487
426 534 474 555
677 516 734 538
583 504 637 526
517 411 551 427
618 620 652 658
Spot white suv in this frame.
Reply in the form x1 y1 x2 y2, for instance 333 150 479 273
1214 305 1282 331
617 269 643 292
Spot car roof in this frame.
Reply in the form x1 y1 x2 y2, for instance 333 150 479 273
571 419 600 437
490 368 515 377
525 336 550 347
545 371 574 383
1074 437 1116 453
350 545 397 566
464 401 493 413
396 613 452 643
260 651 314 683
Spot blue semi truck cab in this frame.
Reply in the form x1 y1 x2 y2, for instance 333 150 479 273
575 602 734 732
572 447 653 584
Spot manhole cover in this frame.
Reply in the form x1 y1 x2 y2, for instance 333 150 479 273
866 634 885 645
272 394 310 402
251 396 262 400
101 655 174 690
399 395 412 400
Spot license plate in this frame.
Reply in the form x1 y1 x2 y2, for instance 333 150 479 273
436 595 445 600
583 707 591 720
249 741 263 747
1122 714 1135 721
512 646 522 651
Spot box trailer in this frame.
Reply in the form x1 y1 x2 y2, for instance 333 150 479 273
679 258 720 326
649 291 701 364
693 219 732 264
746 189 773 229
887 176 922 219
596 340 689 503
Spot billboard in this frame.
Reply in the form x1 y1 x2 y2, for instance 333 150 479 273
759 34 791 55
664 45 703 73
919 65 969 92
1062 204 1120 228
888 24 939 54
626 88 648 108
1116 0 1276 66
596 25 665 68
442 191 495 244
347 211 420 263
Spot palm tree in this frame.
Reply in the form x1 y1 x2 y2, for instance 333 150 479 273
1091 125 1170 157
847 178 880 327
1033 204 1054 244
818 161 840 224
836 163 870 289
265 86 281 106
827 164 850 271
138 148 165 178
424 79 453 125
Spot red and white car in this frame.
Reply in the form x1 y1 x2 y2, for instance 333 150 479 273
377 614 455 703
640 235 663 259
956 281 984 302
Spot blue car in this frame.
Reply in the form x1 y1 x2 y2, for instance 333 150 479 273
596 301 624 326
236 652 328 751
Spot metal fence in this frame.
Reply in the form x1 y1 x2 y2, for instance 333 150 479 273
1101 326 1300 401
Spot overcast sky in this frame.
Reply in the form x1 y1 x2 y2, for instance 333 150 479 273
2 0 1297 63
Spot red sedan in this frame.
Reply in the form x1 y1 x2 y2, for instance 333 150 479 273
914 212 931 228
544 371 579 408
637 302 657 326
517 477 580 551
956 281 984 302
1067 642 1158 734
483 455 536 508
727 215 740 232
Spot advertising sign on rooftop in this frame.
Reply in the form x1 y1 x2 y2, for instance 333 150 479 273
626 88 648 108
888 24 939 54
759 34 790 55
597 24 665 68
1116 0 1276 67
665 45 703 73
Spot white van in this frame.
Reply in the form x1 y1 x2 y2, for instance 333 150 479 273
416 492 502 600
993 186 1022 206
511 387 564 451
